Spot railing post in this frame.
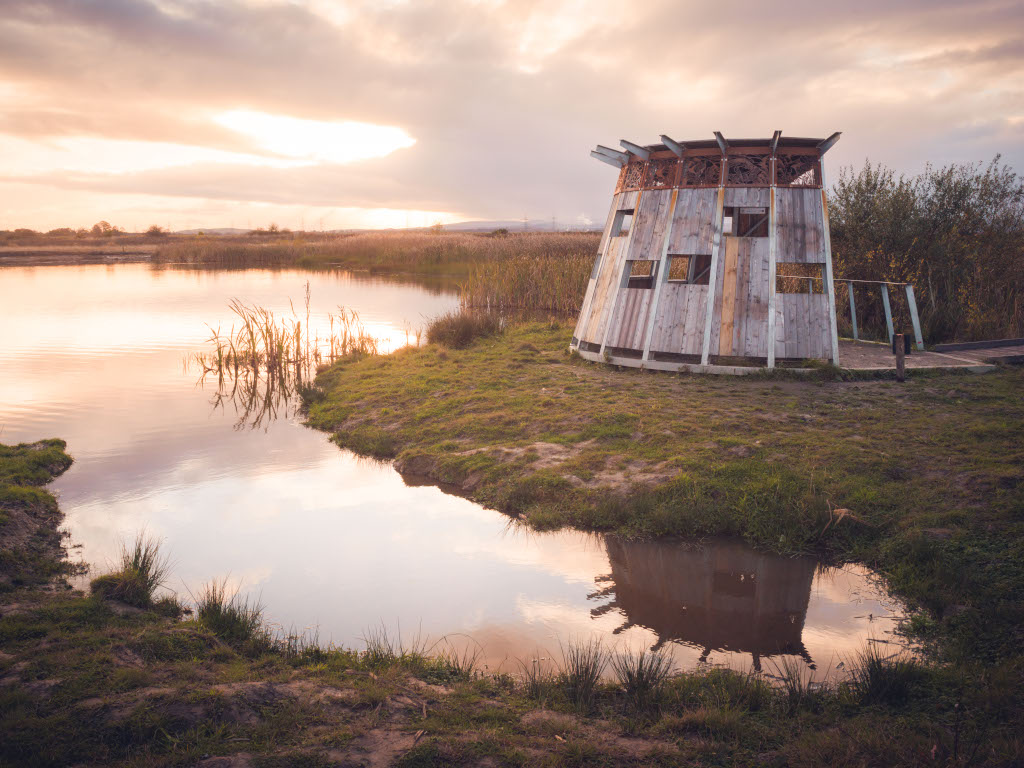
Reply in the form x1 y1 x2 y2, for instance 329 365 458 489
905 284 924 350
881 284 894 345
847 281 858 340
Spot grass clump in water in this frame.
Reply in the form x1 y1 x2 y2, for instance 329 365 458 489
425 310 503 349
611 648 674 714
90 533 172 610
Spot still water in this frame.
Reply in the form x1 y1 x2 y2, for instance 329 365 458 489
0 264 906 677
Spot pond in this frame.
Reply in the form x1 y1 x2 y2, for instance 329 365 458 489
0 263 907 678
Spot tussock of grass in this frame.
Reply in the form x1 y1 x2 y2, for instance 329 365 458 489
848 643 922 706
90 534 171 609
425 310 503 349
611 648 673 713
558 638 607 713
195 579 273 653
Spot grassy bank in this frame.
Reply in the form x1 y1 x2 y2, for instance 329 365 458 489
3 443 1022 765
304 321 1024 662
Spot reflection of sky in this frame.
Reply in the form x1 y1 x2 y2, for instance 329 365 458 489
0 264 906 678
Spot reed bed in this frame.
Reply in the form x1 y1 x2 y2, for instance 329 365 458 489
459 248 592 314
154 230 599 278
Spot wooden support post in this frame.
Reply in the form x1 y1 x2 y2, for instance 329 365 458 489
819 164 841 364
847 281 858 340
766 167 779 368
700 186 727 366
881 284 894 344
905 284 924 350
894 333 906 381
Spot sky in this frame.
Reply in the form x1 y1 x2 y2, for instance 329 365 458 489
1 0 1022 232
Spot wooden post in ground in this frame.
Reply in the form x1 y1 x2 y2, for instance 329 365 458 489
895 333 906 382
847 281 858 340
881 284 894 345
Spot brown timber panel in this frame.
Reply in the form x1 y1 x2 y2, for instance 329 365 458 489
775 188 826 263
579 236 626 344
718 237 740 356
667 188 717 255
724 188 770 208
626 189 672 260
610 287 654 349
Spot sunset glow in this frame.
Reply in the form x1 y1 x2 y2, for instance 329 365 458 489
0 0 1021 231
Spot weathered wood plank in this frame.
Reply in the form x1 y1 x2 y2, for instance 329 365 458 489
724 188 770 207
718 237 740 356
668 188 717 255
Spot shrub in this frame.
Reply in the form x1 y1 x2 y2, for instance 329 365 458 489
425 310 503 349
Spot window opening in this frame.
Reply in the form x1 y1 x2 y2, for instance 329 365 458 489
627 259 656 289
723 207 767 237
667 254 711 285
612 209 634 237
776 262 825 293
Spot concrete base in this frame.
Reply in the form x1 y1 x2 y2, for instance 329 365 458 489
571 338 1008 376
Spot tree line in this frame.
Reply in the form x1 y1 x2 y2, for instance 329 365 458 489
829 156 1024 342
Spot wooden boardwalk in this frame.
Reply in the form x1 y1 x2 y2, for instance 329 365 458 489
837 339 1021 372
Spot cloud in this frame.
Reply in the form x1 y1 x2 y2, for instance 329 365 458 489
1 0 1023 229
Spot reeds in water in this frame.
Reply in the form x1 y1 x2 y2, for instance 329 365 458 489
189 283 384 428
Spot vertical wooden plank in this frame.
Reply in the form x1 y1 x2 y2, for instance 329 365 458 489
642 188 680 361
700 186 727 365
718 237 739 357
819 168 840 362
881 284 894 345
847 281 858 340
905 284 924 350
766 184 779 367
599 191 643 354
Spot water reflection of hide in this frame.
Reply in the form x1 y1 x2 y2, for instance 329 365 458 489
592 538 817 669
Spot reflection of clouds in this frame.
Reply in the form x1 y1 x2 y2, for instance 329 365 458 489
452 528 610 586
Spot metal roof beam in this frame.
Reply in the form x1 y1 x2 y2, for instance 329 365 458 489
660 135 685 158
595 145 629 162
817 132 842 155
714 131 729 154
770 130 782 153
590 150 625 168
619 140 651 160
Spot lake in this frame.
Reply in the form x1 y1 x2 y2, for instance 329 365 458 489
0 263 905 678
